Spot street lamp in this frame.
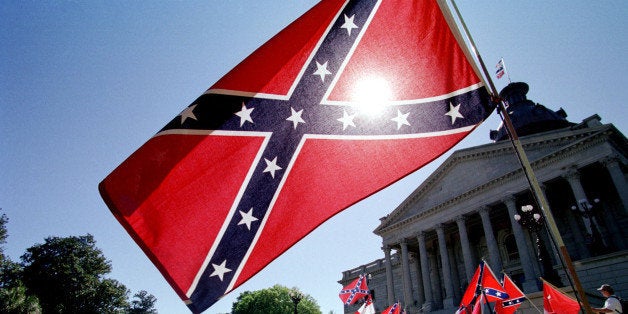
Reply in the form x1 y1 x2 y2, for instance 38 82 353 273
571 198 608 255
290 289 303 314
514 204 562 287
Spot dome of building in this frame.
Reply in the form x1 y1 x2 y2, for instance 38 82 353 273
490 82 574 141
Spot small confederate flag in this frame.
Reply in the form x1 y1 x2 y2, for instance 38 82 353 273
459 261 484 311
495 274 526 314
99 0 493 312
495 59 505 79
457 261 508 312
543 280 581 314
481 262 509 302
339 274 370 305
381 302 401 314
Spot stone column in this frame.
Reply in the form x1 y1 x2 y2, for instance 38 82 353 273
417 232 433 310
602 156 628 215
447 244 461 301
412 252 425 307
436 224 454 308
564 169 595 234
564 205 590 259
400 240 414 307
479 206 502 272
383 246 395 305
429 251 443 307
503 196 540 293
539 184 563 265
455 215 475 282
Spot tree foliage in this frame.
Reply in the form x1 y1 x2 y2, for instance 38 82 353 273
20 234 129 313
0 209 158 314
0 211 41 313
231 284 322 314
128 290 158 314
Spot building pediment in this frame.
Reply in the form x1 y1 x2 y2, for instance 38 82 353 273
374 118 622 235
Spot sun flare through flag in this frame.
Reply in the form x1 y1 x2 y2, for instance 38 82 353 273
99 0 494 312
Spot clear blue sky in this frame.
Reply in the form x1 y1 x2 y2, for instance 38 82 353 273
1 1 627 313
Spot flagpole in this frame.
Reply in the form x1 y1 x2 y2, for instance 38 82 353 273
480 290 494 314
445 1 593 313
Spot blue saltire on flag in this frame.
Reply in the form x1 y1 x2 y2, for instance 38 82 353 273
483 287 509 300
99 0 494 312
501 296 526 308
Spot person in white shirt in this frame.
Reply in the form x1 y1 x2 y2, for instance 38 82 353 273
592 284 623 314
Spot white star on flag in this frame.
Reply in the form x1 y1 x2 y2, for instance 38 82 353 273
313 61 332 82
337 109 356 130
286 107 305 129
445 102 464 124
263 157 282 178
235 103 254 126
391 109 410 129
238 208 258 230
209 260 231 282
341 14 358 36
179 104 197 124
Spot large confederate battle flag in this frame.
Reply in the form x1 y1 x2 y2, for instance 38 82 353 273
99 0 493 312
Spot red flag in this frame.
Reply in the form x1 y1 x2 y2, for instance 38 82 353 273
99 0 492 312
339 274 370 305
472 294 485 314
543 280 581 314
381 302 401 314
495 274 526 314
459 263 483 310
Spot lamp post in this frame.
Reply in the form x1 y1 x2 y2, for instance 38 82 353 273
571 198 607 255
514 204 562 287
290 289 303 314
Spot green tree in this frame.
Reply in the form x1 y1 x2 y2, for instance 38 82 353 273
232 284 322 314
0 211 7 253
0 209 157 314
0 285 41 314
128 290 158 314
0 210 41 313
20 234 129 313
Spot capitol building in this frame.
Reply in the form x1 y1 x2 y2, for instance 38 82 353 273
339 82 628 313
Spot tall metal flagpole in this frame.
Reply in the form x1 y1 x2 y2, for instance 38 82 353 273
442 1 593 313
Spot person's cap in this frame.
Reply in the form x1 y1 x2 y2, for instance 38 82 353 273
597 284 612 292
